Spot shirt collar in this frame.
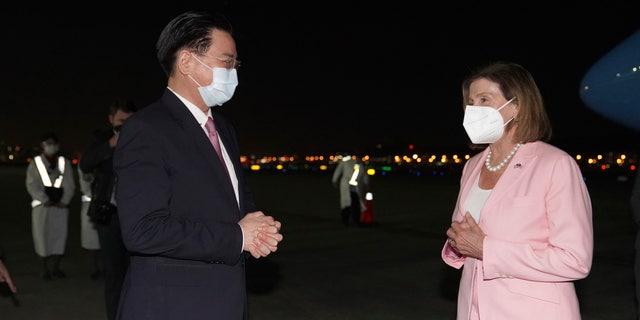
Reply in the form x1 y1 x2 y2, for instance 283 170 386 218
167 87 211 126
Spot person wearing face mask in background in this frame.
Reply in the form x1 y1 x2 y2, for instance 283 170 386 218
112 11 283 320
441 61 593 320
79 98 136 320
26 132 76 280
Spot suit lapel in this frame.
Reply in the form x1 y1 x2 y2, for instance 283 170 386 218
484 143 537 212
161 90 235 188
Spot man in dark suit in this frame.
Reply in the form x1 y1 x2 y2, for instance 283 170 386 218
112 11 283 320
79 99 136 320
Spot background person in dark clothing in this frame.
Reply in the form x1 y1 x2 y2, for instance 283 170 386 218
79 99 136 320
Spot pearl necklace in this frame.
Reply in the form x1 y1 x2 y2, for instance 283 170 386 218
485 143 522 172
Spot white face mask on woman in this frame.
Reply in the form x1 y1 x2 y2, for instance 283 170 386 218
189 55 238 107
462 97 515 144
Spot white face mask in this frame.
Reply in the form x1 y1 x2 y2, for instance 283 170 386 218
43 144 59 156
189 55 238 107
462 97 515 144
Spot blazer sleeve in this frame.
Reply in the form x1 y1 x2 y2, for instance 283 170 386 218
441 157 479 269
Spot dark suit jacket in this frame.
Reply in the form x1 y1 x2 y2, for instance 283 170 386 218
113 89 256 320
79 128 117 222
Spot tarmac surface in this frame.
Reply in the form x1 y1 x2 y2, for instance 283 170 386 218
0 164 636 319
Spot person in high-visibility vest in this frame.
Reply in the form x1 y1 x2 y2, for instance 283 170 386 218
25 132 76 280
331 153 370 227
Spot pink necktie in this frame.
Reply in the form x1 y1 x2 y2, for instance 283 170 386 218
205 117 230 178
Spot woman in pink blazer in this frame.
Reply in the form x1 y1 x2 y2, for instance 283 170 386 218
442 61 593 320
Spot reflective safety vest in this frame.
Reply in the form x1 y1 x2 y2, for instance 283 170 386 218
341 157 361 187
349 163 360 187
31 155 66 208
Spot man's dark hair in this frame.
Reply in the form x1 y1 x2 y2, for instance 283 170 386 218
41 132 59 143
156 11 234 77
108 99 137 116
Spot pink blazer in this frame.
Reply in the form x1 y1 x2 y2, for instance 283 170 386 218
441 141 593 320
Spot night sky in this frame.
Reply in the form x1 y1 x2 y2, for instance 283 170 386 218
2 2 639 156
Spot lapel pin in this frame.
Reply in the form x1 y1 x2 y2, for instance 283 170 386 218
514 163 522 169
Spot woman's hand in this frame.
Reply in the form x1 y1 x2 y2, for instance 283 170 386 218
446 212 485 260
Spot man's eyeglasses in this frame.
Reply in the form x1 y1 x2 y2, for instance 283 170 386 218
198 54 241 69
